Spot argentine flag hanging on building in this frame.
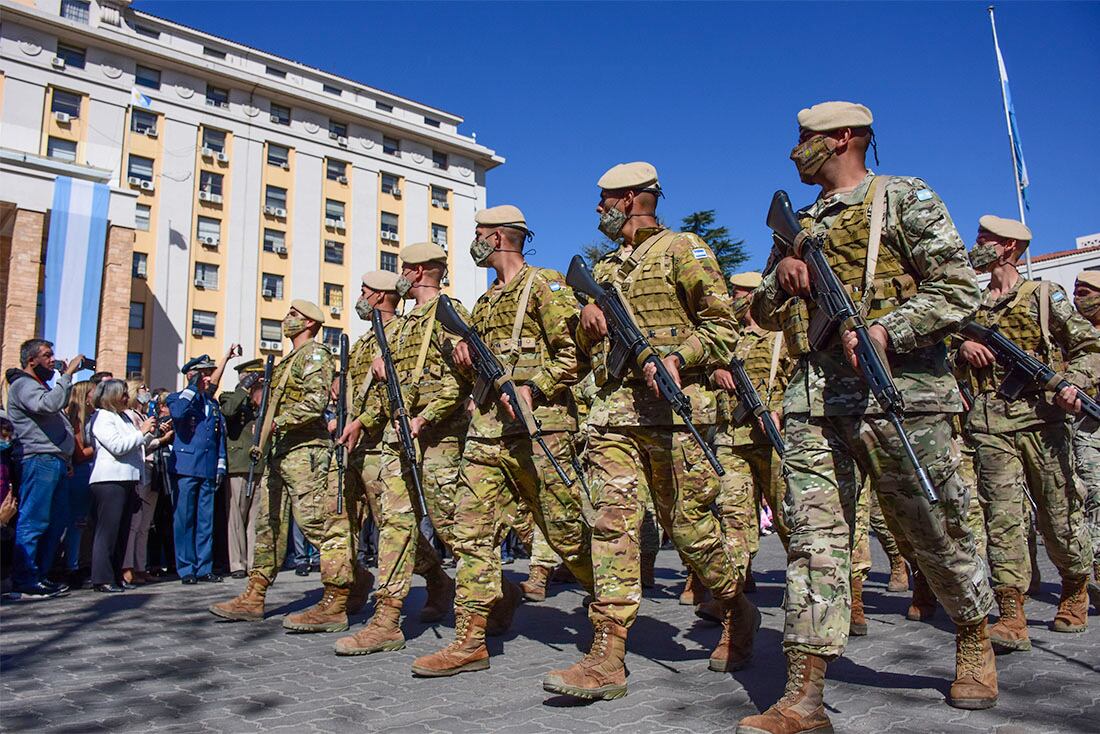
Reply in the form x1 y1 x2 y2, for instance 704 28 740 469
131 86 153 109
991 10 1030 210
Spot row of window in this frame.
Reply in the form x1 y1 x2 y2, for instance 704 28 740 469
179 308 343 349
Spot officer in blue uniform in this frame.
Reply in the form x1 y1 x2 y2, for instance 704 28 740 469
167 355 227 584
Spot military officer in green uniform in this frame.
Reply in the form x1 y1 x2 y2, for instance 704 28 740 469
737 102 998 734
219 358 266 578
412 205 594 678
959 215 1098 651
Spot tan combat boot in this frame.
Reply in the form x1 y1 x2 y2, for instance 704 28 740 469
640 551 657 589
520 564 552 602
283 584 350 633
886 554 909 593
695 597 723 625
411 610 489 677
485 579 522 636
419 566 455 622
709 593 762 672
209 574 269 622
988 586 1030 652
906 570 937 622
679 571 709 606
736 651 831 733
346 566 375 616
849 576 868 636
948 619 998 710
542 620 629 700
1051 575 1089 633
333 597 405 655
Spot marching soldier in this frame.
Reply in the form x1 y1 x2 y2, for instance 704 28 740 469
738 102 998 733
959 215 1099 650
219 359 266 578
209 300 354 632
543 162 755 701
1072 270 1100 609
412 205 594 677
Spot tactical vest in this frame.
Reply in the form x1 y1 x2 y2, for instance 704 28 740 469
480 267 545 384
971 280 1063 395
347 335 375 416
391 302 443 412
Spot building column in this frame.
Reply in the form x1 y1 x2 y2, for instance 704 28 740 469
98 225 135 378
1 208 46 372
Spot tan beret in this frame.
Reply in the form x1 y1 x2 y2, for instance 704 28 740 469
361 270 401 292
291 298 325 325
597 161 661 192
475 205 528 231
978 215 1032 242
1077 271 1100 290
729 271 763 289
797 101 874 132
401 242 448 265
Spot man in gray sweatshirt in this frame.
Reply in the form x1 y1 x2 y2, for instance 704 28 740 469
6 339 84 597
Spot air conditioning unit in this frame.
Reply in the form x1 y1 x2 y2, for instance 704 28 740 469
262 288 275 298
280 162 290 171
51 56 65 70
273 245 288 255
330 306 342 317
441 201 450 210
391 187 402 198
269 114 280 123
264 205 277 215
139 180 155 191
201 147 215 159
127 176 142 187
192 328 205 337
275 207 287 218
135 263 148 278
431 199 440 208
381 231 398 243
337 175 348 184
216 152 229 163
53 111 72 123
259 339 281 351
332 219 346 231
200 235 219 247
209 193 223 204
324 217 338 228
193 278 206 289
432 238 446 248
198 190 212 201
328 131 338 140
144 128 158 138
337 136 348 147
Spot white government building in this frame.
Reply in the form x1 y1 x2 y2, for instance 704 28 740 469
0 0 501 390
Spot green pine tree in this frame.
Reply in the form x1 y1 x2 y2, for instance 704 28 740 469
680 210 747 278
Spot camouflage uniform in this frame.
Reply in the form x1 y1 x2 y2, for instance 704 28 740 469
374 297 470 603
452 265 594 619
753 173 993 658
252 340 353 587
578 227 741 628
961 279 1099 592
1078 422 1100 563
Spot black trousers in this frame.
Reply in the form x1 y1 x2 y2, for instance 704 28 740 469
89 481 135 585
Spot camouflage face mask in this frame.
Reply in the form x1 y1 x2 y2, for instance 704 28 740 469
1074 293 1100 321
355 297 373 320
968 242 999 272
395 276 413 299
598 205 627 241
469 235 494 266
789 135 835 182
281 315 307 339
732 295 752 322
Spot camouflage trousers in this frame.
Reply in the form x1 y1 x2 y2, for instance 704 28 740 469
782 413 991 658
252 444 353 588
716 442 789 574
530 520 563 570
1074 420 1100 560
586 425 741 628
974 421 1094 591
374 425 463 602
452 433 593 617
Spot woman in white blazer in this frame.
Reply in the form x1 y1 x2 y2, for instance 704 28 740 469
88 380 155 592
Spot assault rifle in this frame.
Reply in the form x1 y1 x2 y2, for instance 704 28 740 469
435 295 575 487
245 355 275 499
766 190 938 504
372 309 428 515
961 321 1100 423
565 255 725 476
334 334 349 514
728 358 785 457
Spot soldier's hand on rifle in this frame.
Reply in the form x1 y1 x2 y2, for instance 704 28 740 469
959 340 996 368
776 257 811 297
409 416 430 439
500 385 533 421
453 340 473 369
580 304 608 339
371 356 386 381
643 355 682 398
842 324 889 371
338 420 362 451
327 418 337 434
1055 384 1083 414
713 368 735 392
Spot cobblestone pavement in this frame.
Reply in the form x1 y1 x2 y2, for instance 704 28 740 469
1 537 1097 733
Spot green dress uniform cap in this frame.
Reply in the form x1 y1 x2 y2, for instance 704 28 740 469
797 101 874 132
729 271 763 289
181 354 217 374
1076 271 1100 291
234 358 264 374
401 242 449 266
978 214 1032 243
291 298 326 325
362 270 401 292
597 161 662 195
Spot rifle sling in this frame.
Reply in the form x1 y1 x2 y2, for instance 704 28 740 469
257 350 298 457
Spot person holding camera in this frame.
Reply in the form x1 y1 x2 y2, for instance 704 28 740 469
5 339 86 598
219 358 266 578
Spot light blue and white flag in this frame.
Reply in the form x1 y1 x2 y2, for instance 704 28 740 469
42 176 110 379
131 86 153 109
991 10 1030 210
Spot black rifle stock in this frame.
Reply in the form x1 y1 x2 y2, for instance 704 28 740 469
961 321 1100 423
245 355 275 499
728 359 785 457
334 334 349 515
372 309 428 515
767 190 938 504
565 256 725 476
435 295 575 487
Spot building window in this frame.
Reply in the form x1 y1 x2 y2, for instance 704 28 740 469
267 144 290 168
260 319 282 342
51 89 82 118
60 0 90 24
325 200 345 221
430 186 448 207
329 120 347 139
131 109 158 135
129 301 145 330
324 240 344 265
55 43 85 69
206 85 229 108
126 352 143 378
383 136 400 156
196 216 220 243
380 212 399 239
134 25 160 40
199 171 223 197
132 252 148 278
326 159 347 181
194 262 219 290
266 66 286 78
135 204 151 232
324 283 343 309
263 229 286 253
46 137 77 163
380 251 398 273
424 116 441 128
431 224 448 249
202 128 226 152
381 173 400 195
261 273 284 299
376 101 393 113
135 65 160 90
127 155 154 182
203 46 226 60
432 150 448 170
323 84 342 96
322 327 342 349
269 102 290 125
192 310 217 337
265 186 287 209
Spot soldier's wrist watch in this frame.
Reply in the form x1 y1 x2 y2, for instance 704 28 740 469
670 352 686 370
521 382 545 404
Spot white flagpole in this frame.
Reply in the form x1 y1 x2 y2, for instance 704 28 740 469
988 5 1033 278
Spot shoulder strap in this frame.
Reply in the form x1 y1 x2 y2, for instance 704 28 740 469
257 349 299 455
1038 280 1052 346
767 332 783 391
620 229 676 278
862 175 891 301
414 301 439 377
509 270 539 349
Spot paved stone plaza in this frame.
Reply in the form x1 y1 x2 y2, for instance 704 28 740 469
1 538 1096 733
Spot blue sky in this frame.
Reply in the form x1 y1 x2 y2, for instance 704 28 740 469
142 1 1100 275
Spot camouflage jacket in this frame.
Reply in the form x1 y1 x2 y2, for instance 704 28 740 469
716 324 792 448
578 226 739 427
348 315 402 449
467 264 581 439
753 172 980 417
270 339 335 455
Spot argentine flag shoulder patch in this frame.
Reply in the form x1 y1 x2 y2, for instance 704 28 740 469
692 247 708 260
548 282 562 292
914 189 934 201
1051 290 1065 302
